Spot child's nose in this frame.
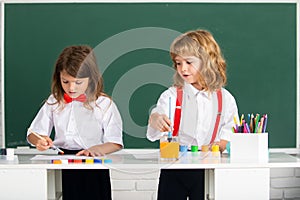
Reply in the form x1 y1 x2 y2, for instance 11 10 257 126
181 63 188 71
69 82 76 90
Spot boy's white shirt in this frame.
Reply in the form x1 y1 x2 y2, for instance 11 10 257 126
147 83 238 147
27 95 123 150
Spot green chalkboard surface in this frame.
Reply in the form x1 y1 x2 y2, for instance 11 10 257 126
5 3 296 148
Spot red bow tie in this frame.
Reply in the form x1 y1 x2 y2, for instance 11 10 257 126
64 93 87 103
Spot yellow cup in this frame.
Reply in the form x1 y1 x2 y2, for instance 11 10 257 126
211 144 220 152
160 136 179 160
201 145 209 152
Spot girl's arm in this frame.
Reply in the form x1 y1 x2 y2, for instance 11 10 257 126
27 97 55 150
76 98 123 157
76 142 122 156
27 133 53 151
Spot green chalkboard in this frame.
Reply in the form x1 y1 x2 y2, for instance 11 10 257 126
4 3 297 148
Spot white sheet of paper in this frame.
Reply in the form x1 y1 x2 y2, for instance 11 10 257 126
131 150 159 159
31 155 104 160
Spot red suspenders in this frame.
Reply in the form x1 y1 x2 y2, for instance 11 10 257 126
210 89 223 144
172 88 223 145
172 88 183 137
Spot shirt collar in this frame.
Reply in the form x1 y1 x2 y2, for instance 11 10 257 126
184 82 210 98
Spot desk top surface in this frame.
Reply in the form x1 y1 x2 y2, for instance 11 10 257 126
0 149 300 170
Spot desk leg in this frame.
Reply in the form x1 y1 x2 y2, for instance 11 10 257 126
55 170 62 198
205 169 215 200
47 169 62 200
48 170 56 199
214 168 270 200
0 168 47 200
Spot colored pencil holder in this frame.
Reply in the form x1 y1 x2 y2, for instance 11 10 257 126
230 133 269 162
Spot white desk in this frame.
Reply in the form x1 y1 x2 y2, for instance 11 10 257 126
0 149 300 200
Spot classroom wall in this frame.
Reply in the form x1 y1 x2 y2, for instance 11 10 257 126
0 1 299 199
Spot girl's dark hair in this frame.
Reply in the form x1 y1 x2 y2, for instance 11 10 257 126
51 45 108 109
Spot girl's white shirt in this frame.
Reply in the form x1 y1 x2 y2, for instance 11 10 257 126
27 95 123 150
147 83 238 147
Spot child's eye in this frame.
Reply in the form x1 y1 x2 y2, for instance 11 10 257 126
175 62 181 66
62 80 68 84
75 81 83 85
186 61 192 65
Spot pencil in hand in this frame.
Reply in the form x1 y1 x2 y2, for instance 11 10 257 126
29 130 64 155
50 146 64 155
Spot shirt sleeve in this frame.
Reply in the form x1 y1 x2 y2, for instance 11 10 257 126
217 89 239 142
102 100 124 147
26 98 54 146
146 87 176 142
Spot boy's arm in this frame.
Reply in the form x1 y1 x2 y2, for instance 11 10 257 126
146 113 171 142
146 87 175 142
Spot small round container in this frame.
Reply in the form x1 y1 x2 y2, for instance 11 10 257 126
191 145 198 152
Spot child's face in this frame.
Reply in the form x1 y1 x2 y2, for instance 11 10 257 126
60 70 89 98
174 55 202 90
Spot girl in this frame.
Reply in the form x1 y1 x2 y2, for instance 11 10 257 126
27 45 123 200
147 30 238 200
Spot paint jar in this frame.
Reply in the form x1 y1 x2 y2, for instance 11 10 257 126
201 145 209 152
211 144 220 152
160 135 179 160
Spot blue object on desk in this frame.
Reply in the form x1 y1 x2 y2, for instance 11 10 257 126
94 159 102 164
103 159 112 163
180 145 188 152
226 142 231 155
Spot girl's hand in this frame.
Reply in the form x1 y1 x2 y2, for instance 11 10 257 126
76 143 122 157
28 132 53 151
149 113 171 132
76 147 104 157
35 136 53 151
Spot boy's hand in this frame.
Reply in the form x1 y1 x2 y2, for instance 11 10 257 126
149 113 171 132
210 140 228 152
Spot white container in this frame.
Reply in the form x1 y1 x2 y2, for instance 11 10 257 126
6 148 14 161
230 133 268 162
